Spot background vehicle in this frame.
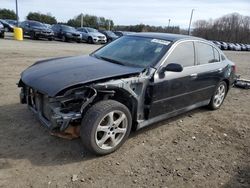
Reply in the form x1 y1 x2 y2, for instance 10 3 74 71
20 20 54 40
0 22 5 38
239 44 247 51
99 30 118 42
18 33 236 155
77 27 106 44
52 24 81 42
234 43 242 51
0 19 14 32
212 41 222 49
113 31 136 37
219 41 228 50
228 43 237 51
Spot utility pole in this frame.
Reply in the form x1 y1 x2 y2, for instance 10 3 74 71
81 13 83 28
188 9 194 35
168 19 171 28
15 0 19 26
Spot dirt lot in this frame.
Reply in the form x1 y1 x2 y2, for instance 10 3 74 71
0 37 249 188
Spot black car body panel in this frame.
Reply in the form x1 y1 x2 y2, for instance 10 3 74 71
20 20 54 40
18 33 236 133
52 24 81 42
0 19 14 32
20 55 144 97
0 22 5 38
99 30 118 42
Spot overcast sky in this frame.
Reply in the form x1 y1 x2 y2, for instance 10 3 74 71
1 0 250 28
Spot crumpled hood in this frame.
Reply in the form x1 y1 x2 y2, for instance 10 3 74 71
21 55 144 96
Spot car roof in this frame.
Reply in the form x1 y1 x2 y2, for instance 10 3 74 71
130 32 203 42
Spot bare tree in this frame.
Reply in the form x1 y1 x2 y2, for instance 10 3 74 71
192 13 250 43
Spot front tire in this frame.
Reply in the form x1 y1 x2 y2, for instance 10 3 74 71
208 81 227 110
87 37 93 44
80 100 132 155
62 35 67 42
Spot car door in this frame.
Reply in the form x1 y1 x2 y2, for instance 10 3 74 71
52 25 60 39
22 21 29 35
193 41 224 102
81 28 88 41
148 41 199 118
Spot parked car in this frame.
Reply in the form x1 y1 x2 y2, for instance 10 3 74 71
212 41 222 49
245 44 250 51
239 44 247 51
77 27 106 44
228 43 237 51
0 19 14 32
99 30 118 42
20 20 54 40
114 31 136 37
219 41 228 50
234 43 242 51
0 22 5 38
52 24 81 42
18 33 236 155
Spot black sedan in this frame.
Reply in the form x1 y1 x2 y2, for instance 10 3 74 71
0 19 14 32
99 30 118 42
51 24 81 43
18 33 236 155
20 20 54 40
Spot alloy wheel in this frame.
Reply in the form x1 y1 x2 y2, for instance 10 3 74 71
213 84 226 108
95 110 128 150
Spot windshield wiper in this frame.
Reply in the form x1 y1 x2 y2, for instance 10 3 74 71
93 54 125 66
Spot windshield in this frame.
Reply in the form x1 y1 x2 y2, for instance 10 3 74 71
93 36 170 68
86 28 98 32
61 25 76 32
29 21 44 27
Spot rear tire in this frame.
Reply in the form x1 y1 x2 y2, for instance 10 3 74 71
208 81 227 110
80 100 132 155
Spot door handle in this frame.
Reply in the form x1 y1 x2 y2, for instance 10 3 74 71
190 73 198 78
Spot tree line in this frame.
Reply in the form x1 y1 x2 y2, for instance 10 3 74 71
192 13 250 43
1 8 249 43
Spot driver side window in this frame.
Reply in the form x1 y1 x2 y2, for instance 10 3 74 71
166 41 195 67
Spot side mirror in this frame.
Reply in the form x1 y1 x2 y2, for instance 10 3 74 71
160 63 183 73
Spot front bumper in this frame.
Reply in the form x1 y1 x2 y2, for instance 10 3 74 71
20 87 82 131
35 31 54 39
92 37 107 44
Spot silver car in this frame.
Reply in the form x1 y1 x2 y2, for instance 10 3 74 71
77 27 107 44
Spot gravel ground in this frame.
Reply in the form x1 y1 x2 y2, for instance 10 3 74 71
0 37 249 188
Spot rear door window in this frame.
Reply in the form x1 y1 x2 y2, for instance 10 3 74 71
213 48 220 62
196 42 220 64
166 41 195 67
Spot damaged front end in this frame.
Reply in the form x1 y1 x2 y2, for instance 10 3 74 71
18 67 155 135
19 84 97 131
